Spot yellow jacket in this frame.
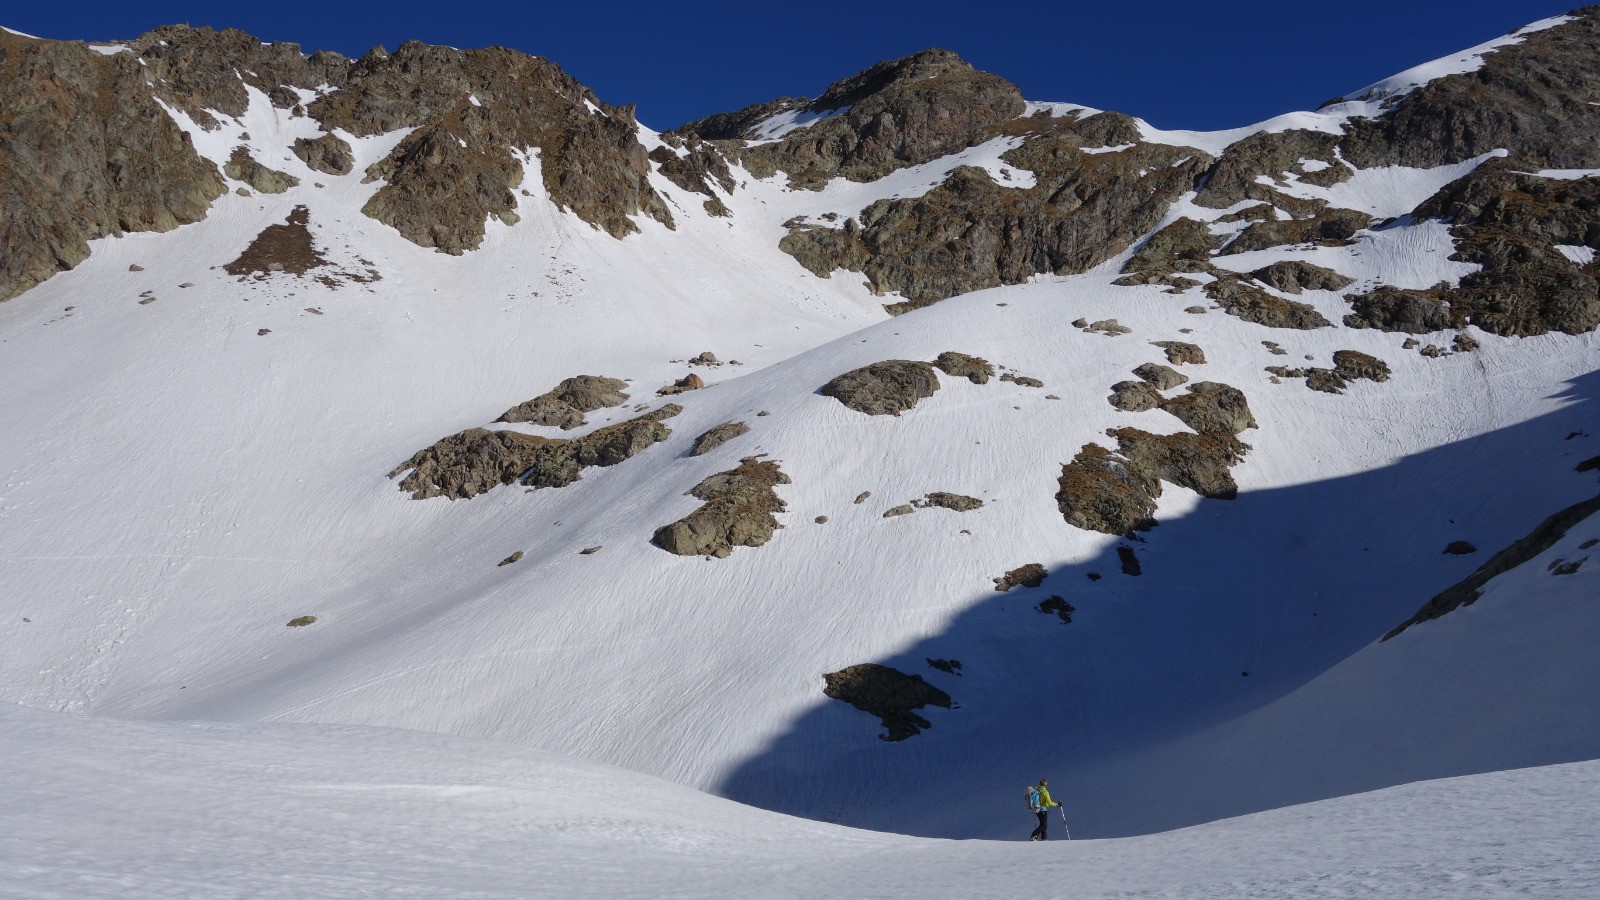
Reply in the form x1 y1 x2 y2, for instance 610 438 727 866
1034 786 1058 810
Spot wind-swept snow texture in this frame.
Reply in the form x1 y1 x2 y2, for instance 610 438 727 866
4 704 1599 899
1 8 1599 884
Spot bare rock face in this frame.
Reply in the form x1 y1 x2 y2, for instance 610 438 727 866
292 134 355 176
785 128 1213 311
932 351 995 384
681 49 1026 188
689 421 750 457
648 135 736 216
1221 208 1372 256
223 146 300 193
1152 341 1206 366
994 563 1047 591
915 492 983 511
822 663 953 742
819 360 940 416
1108 380 1163 412
1250 260 1355 294
1120 217 1221 277
1039 596 1076 623
1406 164 1600 336
496 376 630 429
1271 350 1394 394
0 30 225 300
1204 276 1333 329
1343 286 1457 333
1338 12 1600 170
390 405 679 500
122 25 344 128
320 41 672 251
657 373 706 396
1133 362 1187 391
1060 381 1254 535
652 457 789 558
1194 129 1347 212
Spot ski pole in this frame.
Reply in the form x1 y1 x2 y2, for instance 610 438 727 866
1058 804 1072 840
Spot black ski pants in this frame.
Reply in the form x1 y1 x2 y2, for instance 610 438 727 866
1030 810 1049 841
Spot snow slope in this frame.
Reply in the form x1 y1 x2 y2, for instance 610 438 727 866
1 10 1598 869
5 702 1598 899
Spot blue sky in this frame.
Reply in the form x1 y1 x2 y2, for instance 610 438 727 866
6 1 1574 130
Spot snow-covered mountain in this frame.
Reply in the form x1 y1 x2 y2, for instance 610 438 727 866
2 7 1598 893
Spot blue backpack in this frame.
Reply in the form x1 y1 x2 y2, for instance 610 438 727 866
1026 786 1041 812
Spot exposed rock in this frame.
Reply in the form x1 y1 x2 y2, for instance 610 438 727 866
853 491 871 504
291 133 355 176
224 206 329 278
814 515 828 524
687 351 721 367
1407 164 1600 336
689 421 751 456
932 351 994 384
819 360 940 416
1552 558 1587 575
1249 260 1355 294
1159 382 1258 436
1453 334 1481 352
1342 285 1456 333
497 551 524 566
1204 275 1332 329
1121 217 1221 276
496 375 630 429
1184 305 1207 314
223 146 300 193
1084 318 1133 336
128 264 145 272
685 49 1027 187
1152 341 1206 365
256 328 271 336
822 663 952 742
999 373 1044 387
0 29 225 300
926 658 963 675
1133 362 1187 391
1194 128 1345 212
648 135 736 216
1268 350 1392 395
1108 380 1163 413
1038 596 1076 623
915 492 983 512
1385 492 1600 640
1337 13 1600 171
651 457 789 558
580 546 601 555
390 405 680 500
782 122 1212 312
1420 344 1447 358
1222 208 1372 256
994 563 1047 592
657 373 706 395
883 504 915 518
1444 541 1477 555
286 615 318 627
1118 546 1142 576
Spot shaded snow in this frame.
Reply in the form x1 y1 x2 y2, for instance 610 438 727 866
748 105 851 141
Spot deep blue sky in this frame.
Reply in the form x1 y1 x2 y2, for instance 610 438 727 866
6 1 1575 130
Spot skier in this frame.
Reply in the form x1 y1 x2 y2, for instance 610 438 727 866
1027 777 1059 841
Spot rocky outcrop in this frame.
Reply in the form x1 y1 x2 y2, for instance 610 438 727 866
651 457 789 558
1405 164 1600 336
1038 595 1076 623
292 134 355 176
223 146 299 193
1194 129 1347 212
1109 380 1163 412
317 41 673 249
822 663 952 741
1133 362 1187 391
786 131 1213 311
682 49 1026 188
496 376 630 429
994 563 1047 592
1205 276 1333 329
819 360 940 416
1338 12 1600 170
689 421 750 456
1120 217 1221 277
1059 382 1254 535
1152 341 1206 366
915 492 983 511
0 30 225 300
1268 350 1393 394
1342 286 1456 333
648 135 735 216
1384 493 1600 640
1221 208 1372 256
223 206 328 278
390 405 679 500
933 351 994 384
1250 260 1355 294
657 373 706 395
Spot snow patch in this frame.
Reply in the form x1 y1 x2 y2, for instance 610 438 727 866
748 105 850 142
1556 245 1596 266
1268 150 1506 219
